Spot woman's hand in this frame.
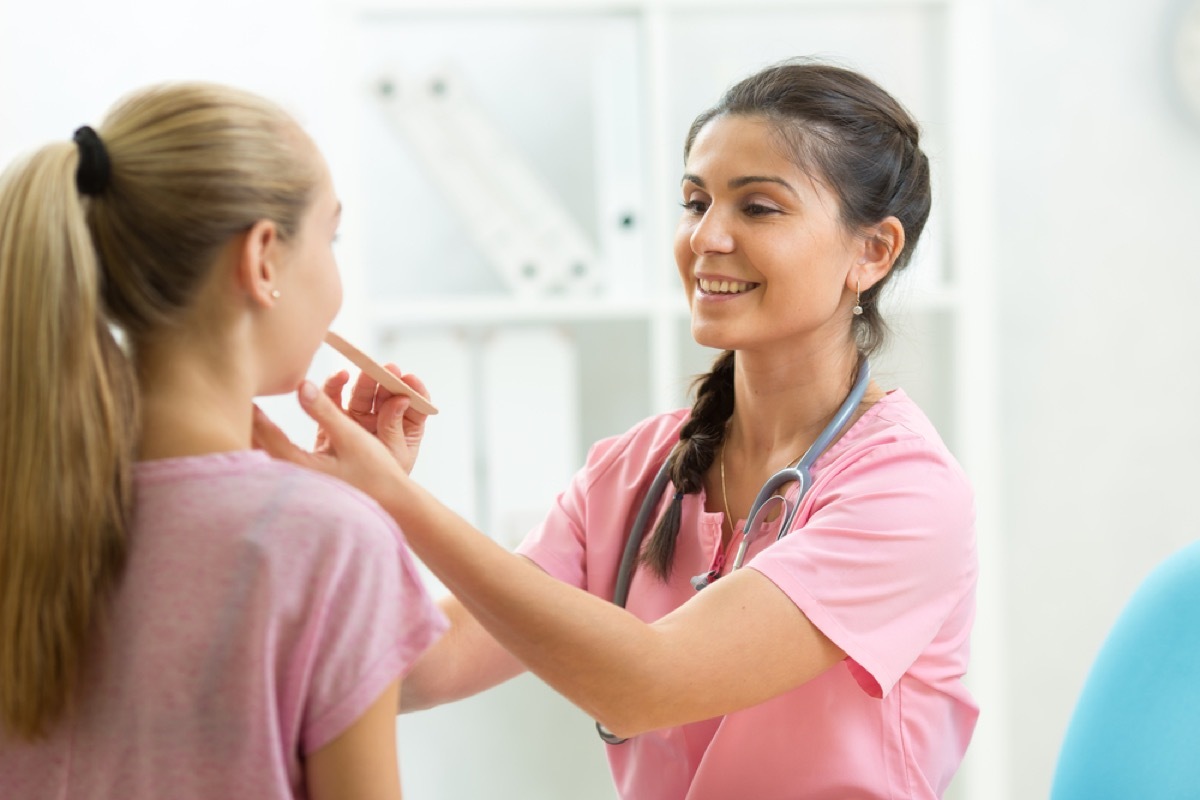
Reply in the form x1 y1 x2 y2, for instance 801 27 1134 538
253 381 409 504
316 366 431 475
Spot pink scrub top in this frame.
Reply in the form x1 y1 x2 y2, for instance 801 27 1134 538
517 390 977 800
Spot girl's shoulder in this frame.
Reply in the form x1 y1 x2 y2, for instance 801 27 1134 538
135 449 404 552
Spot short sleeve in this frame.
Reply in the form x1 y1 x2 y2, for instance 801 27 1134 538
513 411 687 599
297 499 449 754
748 438 976 698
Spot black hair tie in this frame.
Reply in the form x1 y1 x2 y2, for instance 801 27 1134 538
73 126 110 196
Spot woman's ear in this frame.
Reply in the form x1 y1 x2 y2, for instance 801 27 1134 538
238 219 282 307
851 216 906 293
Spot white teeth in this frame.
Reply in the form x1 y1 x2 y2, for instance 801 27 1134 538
699 278 754 295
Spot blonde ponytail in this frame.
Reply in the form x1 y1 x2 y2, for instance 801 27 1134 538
0 144 136 739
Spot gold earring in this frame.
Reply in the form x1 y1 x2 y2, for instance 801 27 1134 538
852 279 863 316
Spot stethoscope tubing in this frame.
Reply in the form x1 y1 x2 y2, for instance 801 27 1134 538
612 458 673 608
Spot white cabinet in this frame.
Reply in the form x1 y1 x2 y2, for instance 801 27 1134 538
322 1 999 798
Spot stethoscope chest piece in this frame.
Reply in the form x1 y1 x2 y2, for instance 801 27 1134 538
689 467 810 591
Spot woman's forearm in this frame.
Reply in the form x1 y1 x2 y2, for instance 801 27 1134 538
385 480 656 732
382 477 843 737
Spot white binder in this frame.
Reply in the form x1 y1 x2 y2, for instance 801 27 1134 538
376 67 600 297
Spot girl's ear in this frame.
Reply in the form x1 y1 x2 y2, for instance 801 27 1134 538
237 219 282 307
851 215 906 293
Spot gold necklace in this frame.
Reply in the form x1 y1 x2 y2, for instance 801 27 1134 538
719 439 808 538
720 375 873 537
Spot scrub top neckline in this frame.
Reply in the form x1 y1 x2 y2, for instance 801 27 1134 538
715 388 904 531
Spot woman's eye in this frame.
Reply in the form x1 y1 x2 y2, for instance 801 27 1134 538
744 203 779 217
680 199 708 214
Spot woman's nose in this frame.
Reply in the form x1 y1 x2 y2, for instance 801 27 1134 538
690 208 735 255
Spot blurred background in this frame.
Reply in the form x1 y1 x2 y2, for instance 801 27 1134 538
2 0 1198 797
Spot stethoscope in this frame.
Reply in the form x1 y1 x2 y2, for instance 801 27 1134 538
596 357 871 745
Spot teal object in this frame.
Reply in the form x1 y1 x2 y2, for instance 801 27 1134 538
1051 540 1200 799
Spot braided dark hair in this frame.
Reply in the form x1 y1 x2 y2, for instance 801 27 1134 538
639 350 735 574
640 59 932 579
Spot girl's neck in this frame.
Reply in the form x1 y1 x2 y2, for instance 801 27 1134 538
135 329 255 461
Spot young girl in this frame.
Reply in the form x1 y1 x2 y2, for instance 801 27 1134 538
0 82 446 799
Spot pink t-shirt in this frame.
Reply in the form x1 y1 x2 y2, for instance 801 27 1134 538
517 390 978 800
0 450 447 800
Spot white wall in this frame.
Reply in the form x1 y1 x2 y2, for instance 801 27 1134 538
995 0 1200 795
0 0 336 162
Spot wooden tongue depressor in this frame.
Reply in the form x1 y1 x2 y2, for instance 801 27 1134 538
323 331 439 416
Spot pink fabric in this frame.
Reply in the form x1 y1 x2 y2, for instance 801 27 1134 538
0 450 447 800
517 391 977 800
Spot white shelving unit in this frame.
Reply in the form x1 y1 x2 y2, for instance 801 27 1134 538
320 0 1001 797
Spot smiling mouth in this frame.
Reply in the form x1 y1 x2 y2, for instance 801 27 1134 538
698 278 758 295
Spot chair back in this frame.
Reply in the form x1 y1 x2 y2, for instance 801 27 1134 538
1051 540 1200 798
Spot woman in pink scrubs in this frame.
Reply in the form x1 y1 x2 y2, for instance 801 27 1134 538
257 59 978 799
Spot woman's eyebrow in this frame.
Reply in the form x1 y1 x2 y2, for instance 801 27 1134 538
680 174 797 197
729 175 798 196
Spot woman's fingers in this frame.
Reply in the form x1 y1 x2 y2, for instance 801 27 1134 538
323 370 350 406
292 380 407 498
297 380 351 437
347 369 379 421
376 365 429 474
377 394 413 441
316 371 351 450
376 395 419 474
397 370 430 402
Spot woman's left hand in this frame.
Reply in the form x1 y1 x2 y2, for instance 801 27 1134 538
253 381 410 503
